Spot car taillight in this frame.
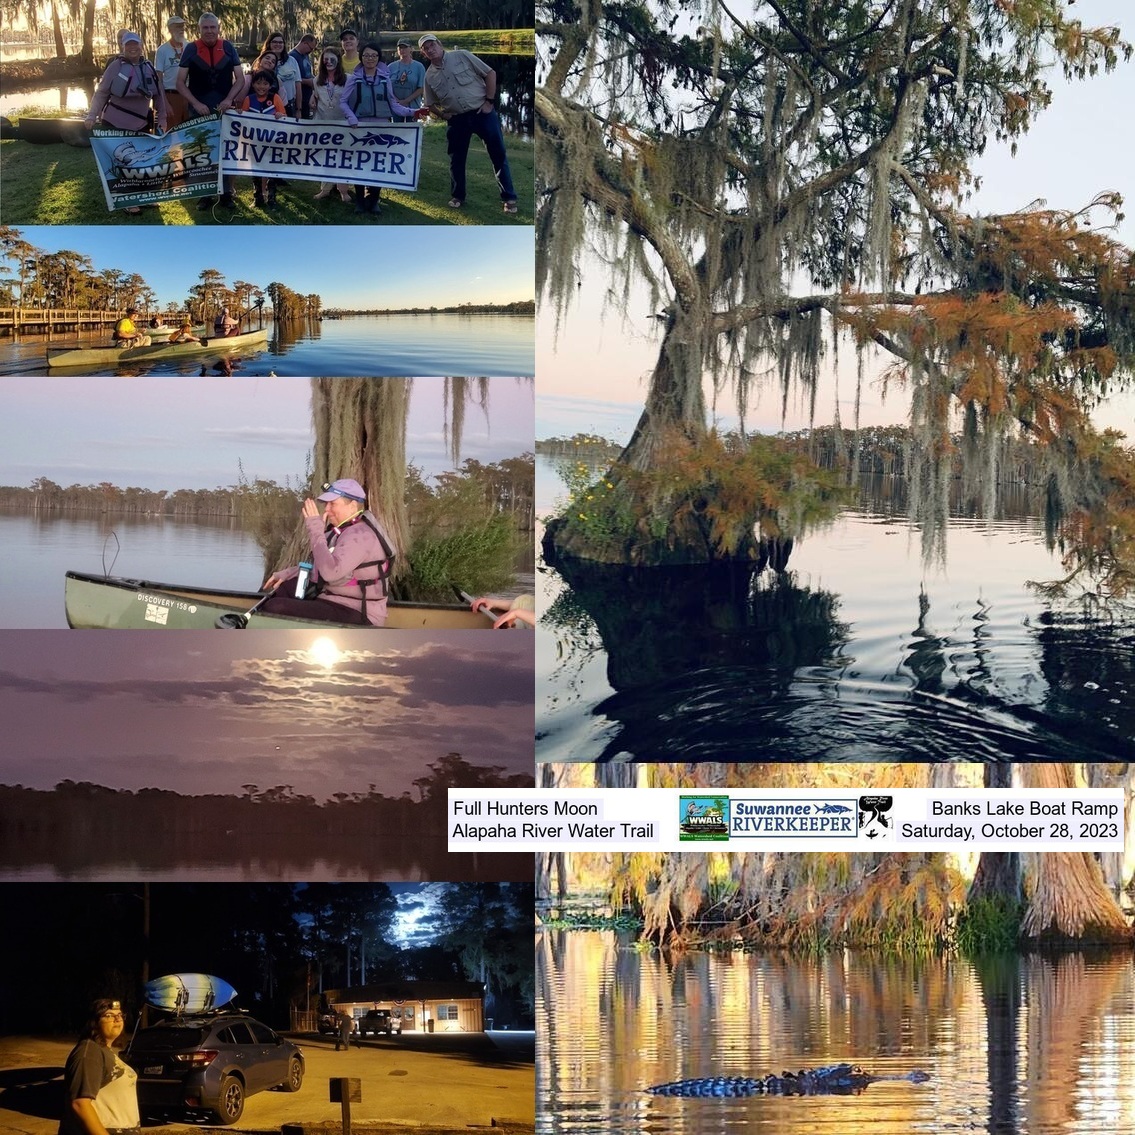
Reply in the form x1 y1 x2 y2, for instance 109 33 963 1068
173 1050 218 1067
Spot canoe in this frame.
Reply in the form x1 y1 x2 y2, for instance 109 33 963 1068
65 570 497 630
46 327 269 369
18 117 65 144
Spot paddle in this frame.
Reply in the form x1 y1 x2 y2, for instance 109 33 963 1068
452 586 504 627
214 590 273 629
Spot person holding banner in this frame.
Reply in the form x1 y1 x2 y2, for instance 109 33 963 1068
154 17 189 129
312 49 352 203
340 42 415 216
240 71 287 210
388 39 425 123
85 34 167 215
177 12 243 210
416 34 518 215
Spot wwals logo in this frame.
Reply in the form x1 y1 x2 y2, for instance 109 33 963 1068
678 796 730 841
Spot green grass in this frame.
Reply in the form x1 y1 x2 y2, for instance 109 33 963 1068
0 123 533 226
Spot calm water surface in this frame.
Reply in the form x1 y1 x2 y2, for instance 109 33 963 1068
0 314 534 377
536 458 1135 762
537 930 1135 1134
0 510 264 627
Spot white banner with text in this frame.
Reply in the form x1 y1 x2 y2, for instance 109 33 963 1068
448 787 1126 852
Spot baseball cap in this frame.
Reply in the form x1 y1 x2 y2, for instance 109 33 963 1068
317 478 366 502
396 38 412 47
417 34 439 47
167 15 186 25
121 31 142 46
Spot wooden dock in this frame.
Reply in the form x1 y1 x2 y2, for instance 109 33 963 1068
0 308 185 334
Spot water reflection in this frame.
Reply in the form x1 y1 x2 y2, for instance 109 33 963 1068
537 929 1135 1134
537 470 1135 762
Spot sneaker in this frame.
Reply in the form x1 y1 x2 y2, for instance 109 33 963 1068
219 193 235 207
196 196 215 211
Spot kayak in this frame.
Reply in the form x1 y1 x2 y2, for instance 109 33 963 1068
46 327 269 369
65 570 496 630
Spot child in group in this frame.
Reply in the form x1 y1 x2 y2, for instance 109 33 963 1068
241 69 286 209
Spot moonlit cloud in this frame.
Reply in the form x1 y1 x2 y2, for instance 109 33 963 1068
0 631 534 797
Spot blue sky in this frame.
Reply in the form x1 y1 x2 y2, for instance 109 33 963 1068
17 225 534 309
0 377 533 491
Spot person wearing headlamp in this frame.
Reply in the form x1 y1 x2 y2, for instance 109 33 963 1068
261 478 395 625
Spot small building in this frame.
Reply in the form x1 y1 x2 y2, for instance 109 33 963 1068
323 980 485 1033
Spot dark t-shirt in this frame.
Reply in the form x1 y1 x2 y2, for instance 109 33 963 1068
58 1040 115 1135
180 39 240 107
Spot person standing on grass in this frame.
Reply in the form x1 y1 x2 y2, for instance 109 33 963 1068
416 34 518 216
154 16 189 129
86 32 167 214
387 38 425 122
176 12 243 210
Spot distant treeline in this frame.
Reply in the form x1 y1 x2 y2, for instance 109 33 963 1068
0 754 533 881
536 433 623 461
0 477 295 517
539 426 1073 485
324 300 535 317
0 455 534 524
782 424 1067 485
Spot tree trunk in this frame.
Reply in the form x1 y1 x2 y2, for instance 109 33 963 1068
277 379 410 576
1019 765 1131 944
81 0 97 66
51 2 67 59
969 763 1022 903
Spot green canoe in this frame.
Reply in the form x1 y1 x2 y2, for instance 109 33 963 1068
46 327 269 369
64 570 495 630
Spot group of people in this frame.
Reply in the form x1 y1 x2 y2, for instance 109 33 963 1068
85 14 519 216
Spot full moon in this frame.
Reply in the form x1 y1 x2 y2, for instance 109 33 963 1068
308 637 342 668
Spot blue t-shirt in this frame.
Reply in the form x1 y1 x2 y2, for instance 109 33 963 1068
386 58 425 108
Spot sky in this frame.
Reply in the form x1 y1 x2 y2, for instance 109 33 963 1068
537 0 1135 441
0 376 534 490
0 630 533 798
14 225 535 310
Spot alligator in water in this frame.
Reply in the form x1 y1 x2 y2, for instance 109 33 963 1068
646 1063 930 1097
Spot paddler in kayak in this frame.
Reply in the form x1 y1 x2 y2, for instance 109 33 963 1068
260 478 396 625
168 317 201 343
112 307 149 348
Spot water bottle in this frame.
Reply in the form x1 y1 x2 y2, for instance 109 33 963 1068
294 562 312 598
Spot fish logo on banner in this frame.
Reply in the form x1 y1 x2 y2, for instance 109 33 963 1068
859 795 895 840
678 796 730 841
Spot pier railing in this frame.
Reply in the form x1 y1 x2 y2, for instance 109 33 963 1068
0 308 187 333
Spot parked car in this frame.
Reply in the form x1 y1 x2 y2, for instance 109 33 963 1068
357 1008 401 1036
124 1012 304 1124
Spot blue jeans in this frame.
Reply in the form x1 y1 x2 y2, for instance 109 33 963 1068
446 108 516 203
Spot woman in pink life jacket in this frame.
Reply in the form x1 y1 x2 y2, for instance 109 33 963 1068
260 478 395 625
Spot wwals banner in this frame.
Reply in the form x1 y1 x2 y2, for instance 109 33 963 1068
220 112 422 190
90 115 223 210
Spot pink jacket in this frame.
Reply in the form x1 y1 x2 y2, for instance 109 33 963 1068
278 513 392 625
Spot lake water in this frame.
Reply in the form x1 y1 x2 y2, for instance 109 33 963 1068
535 456 1135 762
0 510 264 627
0 314 535 377
537 929 1135 1135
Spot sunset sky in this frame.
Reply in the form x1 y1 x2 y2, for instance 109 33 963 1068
0 630 533 798
0 376 533 491
538 0 1135 441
